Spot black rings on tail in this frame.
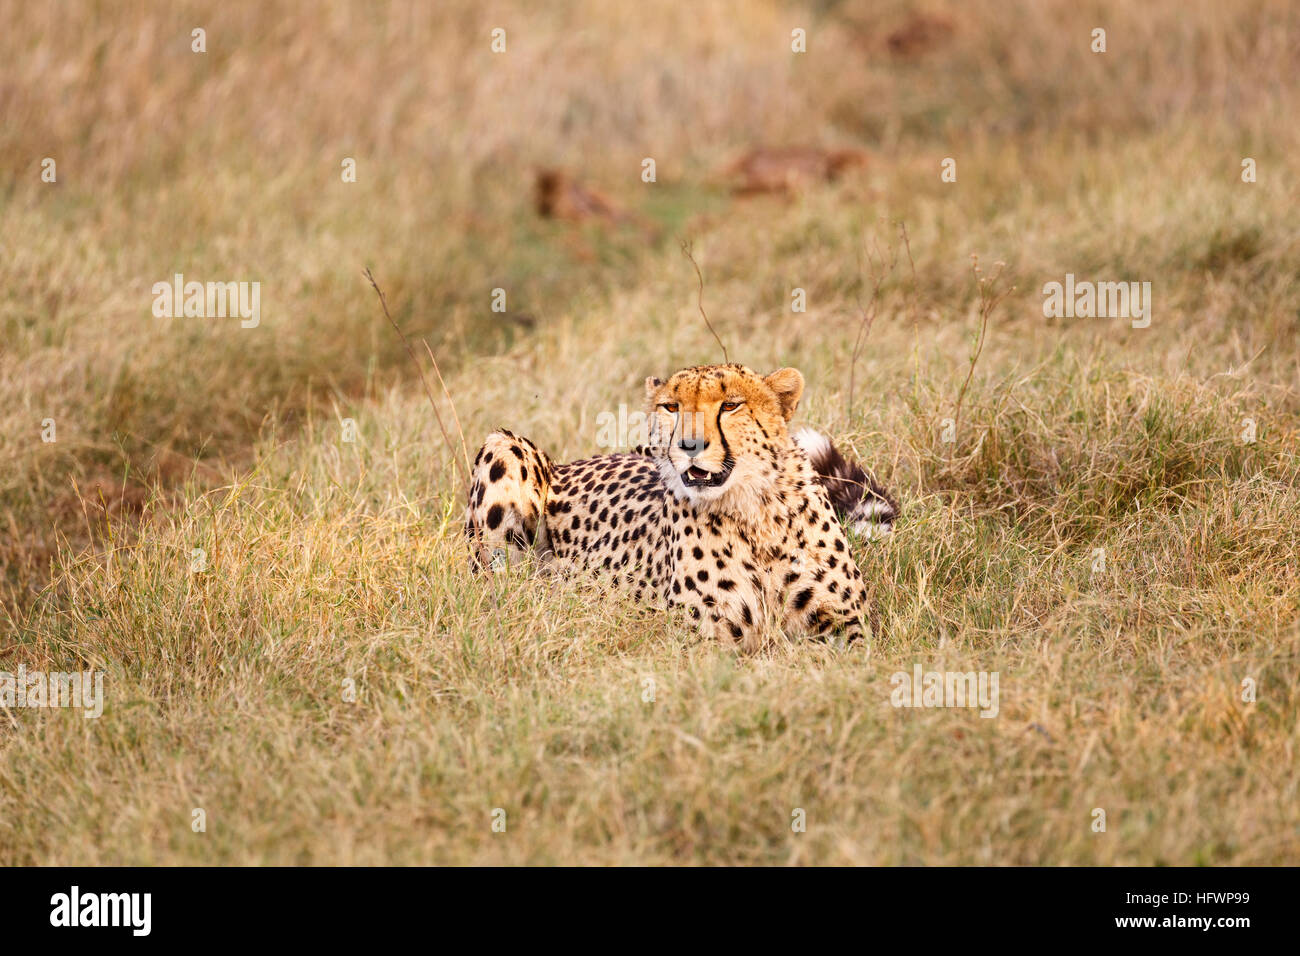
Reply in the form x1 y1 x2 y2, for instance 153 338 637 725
793 429 899 539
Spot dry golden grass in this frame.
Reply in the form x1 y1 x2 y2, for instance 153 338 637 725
1 0 1298 864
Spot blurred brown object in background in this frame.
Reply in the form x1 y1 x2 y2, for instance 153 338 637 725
723 146 870 196
535 168 628 223
886 12 955 58
534 168 662 241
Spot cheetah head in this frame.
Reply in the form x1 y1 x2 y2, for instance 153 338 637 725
644 364 804 510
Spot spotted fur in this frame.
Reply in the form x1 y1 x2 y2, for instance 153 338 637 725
465 364 892 648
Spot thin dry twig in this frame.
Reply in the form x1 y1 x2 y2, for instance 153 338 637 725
899 220 925 418
423 339 472 478
953 255 1014 439
899 220 919 333
847 226 898 420
363 267 467 486
680 240 728 363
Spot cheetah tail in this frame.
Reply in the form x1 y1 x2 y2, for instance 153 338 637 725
793 428 899 540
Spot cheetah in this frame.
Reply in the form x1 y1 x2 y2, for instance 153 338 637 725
722 146 870 196
533 168 660 239
534 168 626 223
464 364 896 647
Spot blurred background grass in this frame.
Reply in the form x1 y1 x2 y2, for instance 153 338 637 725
2 0 1297 601
1 1 1298 864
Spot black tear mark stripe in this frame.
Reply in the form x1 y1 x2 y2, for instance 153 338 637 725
716 401 731 463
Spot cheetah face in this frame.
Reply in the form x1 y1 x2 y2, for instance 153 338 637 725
644 364 804 510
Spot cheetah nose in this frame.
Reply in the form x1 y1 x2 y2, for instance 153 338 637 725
678 437 709 457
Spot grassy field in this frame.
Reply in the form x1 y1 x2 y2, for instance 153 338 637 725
2 0 1298 864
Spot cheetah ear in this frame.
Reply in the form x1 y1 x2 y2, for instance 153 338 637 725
644 376 663 402
764 367 804 421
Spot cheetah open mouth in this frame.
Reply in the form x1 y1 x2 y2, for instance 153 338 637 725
681 463 732 488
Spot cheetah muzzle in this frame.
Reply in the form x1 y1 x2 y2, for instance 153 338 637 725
681 461 732 488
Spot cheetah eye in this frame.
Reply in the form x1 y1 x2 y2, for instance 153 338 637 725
660 402 679 414
721 401 742 412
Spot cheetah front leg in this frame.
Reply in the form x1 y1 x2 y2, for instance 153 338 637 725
465 430 554 570
675 587 768 651
779 541 871 644
667 531 770 650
